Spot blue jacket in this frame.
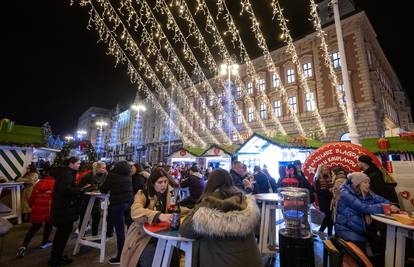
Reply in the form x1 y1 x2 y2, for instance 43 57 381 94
335 182 389 241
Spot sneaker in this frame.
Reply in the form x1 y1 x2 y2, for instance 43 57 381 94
108 257 120 265
16 246 26 258
40 241 53 249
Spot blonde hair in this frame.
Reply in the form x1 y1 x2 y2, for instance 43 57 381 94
314 164 330 182
93 161 106 175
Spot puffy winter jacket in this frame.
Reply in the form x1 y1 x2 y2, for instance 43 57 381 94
335 182 389 242
29 176 55 223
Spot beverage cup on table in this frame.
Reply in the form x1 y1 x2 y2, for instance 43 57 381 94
382 204 391 215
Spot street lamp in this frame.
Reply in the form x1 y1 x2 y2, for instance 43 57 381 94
220 62 239 139
76 129 87 140
95 120 108 157
64 135 74 142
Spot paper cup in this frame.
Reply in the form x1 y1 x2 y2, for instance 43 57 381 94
382 204 391 215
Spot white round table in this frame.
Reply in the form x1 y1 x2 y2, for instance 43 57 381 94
143 224 194 267
371 214 414 267
254 193 283 254
0 182 24 224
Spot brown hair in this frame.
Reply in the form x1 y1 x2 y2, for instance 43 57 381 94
200 168 242 201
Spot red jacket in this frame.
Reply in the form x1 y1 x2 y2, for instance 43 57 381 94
29 176 55 223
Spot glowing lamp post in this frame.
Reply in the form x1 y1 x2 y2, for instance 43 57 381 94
131 104 146 161
76 129 87 140
64 135 74 143
220 62 239 139
96 120 108 156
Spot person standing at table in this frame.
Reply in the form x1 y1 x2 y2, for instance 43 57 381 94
121 167 179 267
100 161 134 265
49 157 91 267
78 161 107 236
179 168 262 267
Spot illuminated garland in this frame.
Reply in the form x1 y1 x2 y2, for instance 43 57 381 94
80 0 198 146
271 0 327 136
309 0 349 123
120 0 234 144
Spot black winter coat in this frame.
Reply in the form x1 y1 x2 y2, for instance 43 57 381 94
79 172 107 213
51 167 82 226
100 163 133 206
364 166 399 204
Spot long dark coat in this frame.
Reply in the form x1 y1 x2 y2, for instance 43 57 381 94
179 192 262 267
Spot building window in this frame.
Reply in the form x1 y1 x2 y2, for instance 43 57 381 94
337 83 346 105
232 133 239 142
248 106 254 122
218 114 223 128
217 91 224 103
273 100 282 117
332 51 341 69
288 96 297 113
236 110 243 124
189 97 194 110
272 73 281 88
303 62 312 78
306 92 315 111
208 115 214 129
235 86 242 99
287 68 295 83
259 79 265 93
208 94 214 107
200 98 206 114
247 81 253 95
260 103 267 119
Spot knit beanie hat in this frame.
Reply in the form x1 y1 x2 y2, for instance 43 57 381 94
348 172 370 187
358 155 374 166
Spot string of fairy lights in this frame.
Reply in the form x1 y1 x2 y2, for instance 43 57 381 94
81 0 199 147
72 0 353 145
271 0 327 136
95 0 209 147
309 0 350 125
151 0 251 139
121 0 236 144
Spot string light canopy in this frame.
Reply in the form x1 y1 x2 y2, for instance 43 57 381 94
71 0 349 144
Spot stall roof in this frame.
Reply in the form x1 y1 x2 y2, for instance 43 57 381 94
361 136 414 154
201 144 241 156
167 147 205 158
0 125 43 147
236 133 324 154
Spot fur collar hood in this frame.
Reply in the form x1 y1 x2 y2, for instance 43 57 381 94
191 193 259 238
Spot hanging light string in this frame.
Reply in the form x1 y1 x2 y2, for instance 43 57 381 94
309 0 349 124
214 0 304 136
81 0 200 147
151 0 254 139
195 0 287 136
105 0 223 145
94 0 209 147
235 0 307 136
270 0 327 136
161 0 270 137
119 0 235 144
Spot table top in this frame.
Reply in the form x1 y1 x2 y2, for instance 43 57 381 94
85 191 107 197
371 214 414 230
143 224 194 242
254 193 282 202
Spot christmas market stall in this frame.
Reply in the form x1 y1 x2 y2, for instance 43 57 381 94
361 134 414 212
167 147 205 167
0 119 44 181
235 133 324 178
200 144 240 171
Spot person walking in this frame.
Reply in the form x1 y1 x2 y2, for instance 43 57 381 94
314 164 334 236
16 165 55 258
49 157 91 267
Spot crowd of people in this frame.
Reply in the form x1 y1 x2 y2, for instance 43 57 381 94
2 153 407 266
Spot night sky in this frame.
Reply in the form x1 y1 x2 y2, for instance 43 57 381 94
4 0 410 136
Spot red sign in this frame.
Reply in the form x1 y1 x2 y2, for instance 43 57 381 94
179 149 187 156
213 147 221 156
303 142 381 181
